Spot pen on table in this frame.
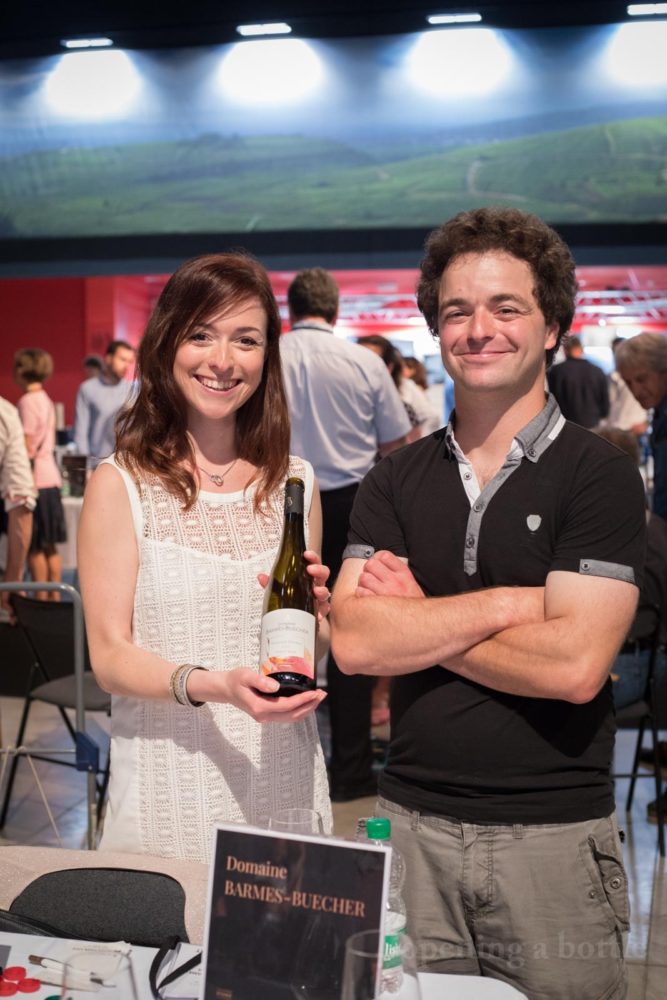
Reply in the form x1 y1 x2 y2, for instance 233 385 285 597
28 954 104 985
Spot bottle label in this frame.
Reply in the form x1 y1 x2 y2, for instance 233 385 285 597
260 609 316 679
383 913 406 970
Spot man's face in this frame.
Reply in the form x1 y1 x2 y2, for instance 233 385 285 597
618 365 667 410
437 251 558 399
105 346 135 382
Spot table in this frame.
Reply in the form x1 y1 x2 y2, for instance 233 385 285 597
0 932 202 999
0 934 528 999
420 971 527 998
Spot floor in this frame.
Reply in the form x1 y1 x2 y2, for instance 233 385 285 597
0 697 665 998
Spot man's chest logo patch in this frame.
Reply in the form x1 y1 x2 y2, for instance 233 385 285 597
527 514 542 532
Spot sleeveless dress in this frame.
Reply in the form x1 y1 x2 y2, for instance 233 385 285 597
98 455 332 861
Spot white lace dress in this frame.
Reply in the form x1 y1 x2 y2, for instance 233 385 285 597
98 455 332 862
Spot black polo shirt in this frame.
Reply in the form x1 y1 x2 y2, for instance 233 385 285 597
345 396 647 823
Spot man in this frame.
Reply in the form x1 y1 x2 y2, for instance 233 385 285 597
0 396 37 617
615 332 667 522
280 267 410 801
331 208 645 997
74 340 136 467
82 354 104 381
547 334 609 428
607 337 648 437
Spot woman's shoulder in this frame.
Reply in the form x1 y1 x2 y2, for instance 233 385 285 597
288 454 312 476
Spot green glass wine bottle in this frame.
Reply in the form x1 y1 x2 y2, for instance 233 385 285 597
259 477 317 696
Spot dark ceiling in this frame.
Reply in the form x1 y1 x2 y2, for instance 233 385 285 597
0 1 635 59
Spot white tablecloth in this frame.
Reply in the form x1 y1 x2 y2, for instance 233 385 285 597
420 971 527 998
0 934 529 999
0 932 202 999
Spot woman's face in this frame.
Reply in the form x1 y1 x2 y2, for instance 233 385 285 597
173 298 267 428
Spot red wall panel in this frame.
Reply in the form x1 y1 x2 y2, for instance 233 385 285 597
0 277 90 425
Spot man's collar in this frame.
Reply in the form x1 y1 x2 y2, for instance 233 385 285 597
290 320 335 335
443 394 564 463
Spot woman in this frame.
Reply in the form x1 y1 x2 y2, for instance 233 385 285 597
78 253 332 860
402 355 444 435
357 335 432 443
13 348 67 600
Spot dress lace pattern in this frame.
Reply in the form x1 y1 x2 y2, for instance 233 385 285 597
99 457 332 861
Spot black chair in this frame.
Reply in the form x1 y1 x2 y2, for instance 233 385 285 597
0 845 210 949
0 582 110 848
613 601 665 857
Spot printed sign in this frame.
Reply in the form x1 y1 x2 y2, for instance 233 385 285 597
201 824 389 1000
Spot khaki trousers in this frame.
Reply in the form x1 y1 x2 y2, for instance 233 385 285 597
378 795 629 1000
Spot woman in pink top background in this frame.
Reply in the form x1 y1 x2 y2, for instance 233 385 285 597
14 348 67 599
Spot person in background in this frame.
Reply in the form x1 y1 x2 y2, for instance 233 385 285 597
82 354 104 381
280 267 410 802
615 332 667 523
596 425 667 825
74 339 136 468
402 355 444 435
607 337 649 437
357 335 436 442
78 253 332 861
547 334 609 428
0 396 37 618
13 348 66 601
331 206 645 998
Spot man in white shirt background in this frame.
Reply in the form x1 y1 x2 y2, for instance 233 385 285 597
280 267 410 801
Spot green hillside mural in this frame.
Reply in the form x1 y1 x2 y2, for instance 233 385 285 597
1 115 666 238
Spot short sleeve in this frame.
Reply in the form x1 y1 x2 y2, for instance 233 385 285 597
345 458 408 560
17 394 41 437
550 445 646 588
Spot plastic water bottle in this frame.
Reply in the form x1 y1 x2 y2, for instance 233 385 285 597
365 817 407 995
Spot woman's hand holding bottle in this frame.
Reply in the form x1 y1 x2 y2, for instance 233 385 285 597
186 666 326 722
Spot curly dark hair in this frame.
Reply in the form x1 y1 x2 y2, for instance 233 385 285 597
115 252 290 511
416 206 577 368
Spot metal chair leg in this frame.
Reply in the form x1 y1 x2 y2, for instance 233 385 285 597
0 696 34 828
625 717 646 813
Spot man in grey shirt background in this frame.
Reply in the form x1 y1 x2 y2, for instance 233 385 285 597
74 340 136 467
280 267 410 801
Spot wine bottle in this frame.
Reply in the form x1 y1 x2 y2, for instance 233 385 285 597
259 476 317 697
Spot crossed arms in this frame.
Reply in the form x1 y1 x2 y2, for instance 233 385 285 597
330 549 639 704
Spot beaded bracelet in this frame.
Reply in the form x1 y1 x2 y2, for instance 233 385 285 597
168 663 208 708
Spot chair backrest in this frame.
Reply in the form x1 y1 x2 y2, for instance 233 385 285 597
10 593 91 686
9 868 189 946
628 601 661 647
0 846 210 945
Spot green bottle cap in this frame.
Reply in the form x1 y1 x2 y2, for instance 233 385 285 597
366 817 391 840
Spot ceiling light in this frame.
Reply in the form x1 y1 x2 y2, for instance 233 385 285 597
236 22 292 37
427 12 482 24
60 37 114 49
219 39 323 105
627 3 667 14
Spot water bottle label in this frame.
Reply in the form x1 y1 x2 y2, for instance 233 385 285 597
260 609 316 679
383 929 405 970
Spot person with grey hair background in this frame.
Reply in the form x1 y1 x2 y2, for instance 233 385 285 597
615 332 667 523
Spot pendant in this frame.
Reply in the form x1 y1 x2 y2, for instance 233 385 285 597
208 473 224 486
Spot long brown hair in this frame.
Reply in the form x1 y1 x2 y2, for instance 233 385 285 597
115 252 290 510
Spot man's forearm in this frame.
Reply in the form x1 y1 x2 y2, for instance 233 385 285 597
445 575 638 703
445 621 601 703
330 586 543 676
4 506 32 583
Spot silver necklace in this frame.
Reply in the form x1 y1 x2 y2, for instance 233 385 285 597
198 458 239 487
